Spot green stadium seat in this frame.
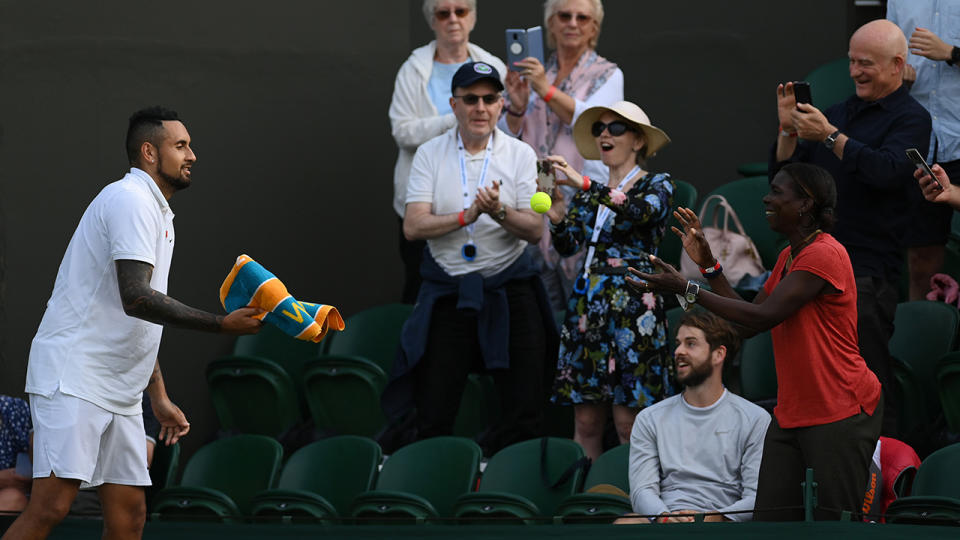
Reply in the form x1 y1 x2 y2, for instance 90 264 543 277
322 303 413 374
350 436 482 522
889 301 960 443
885 443 960 525
701 176 788 271
232 323 323 409
205 355 301 437
804 57 855 111
250 435 382 522
454 437 587 523
658 180 699 269
739 331 777 405
936 352 960 434
302 355 387 437
151 435 283 523
557 443 632 522
736 162 768 177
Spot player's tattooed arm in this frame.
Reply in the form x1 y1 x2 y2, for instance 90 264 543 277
116 259 224 332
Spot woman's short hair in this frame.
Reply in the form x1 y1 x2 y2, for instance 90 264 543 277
422 0 478 26
543 0 604 50
780 162 838 232
678 310 742 363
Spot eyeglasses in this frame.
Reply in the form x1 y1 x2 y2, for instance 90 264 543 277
591 120 637 137
453 93 500 105
435 7 470 20
556 10 592 24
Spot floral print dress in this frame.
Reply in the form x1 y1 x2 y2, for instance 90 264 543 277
550 172 677 408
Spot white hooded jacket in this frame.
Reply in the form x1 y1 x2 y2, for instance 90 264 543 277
388 40 507 217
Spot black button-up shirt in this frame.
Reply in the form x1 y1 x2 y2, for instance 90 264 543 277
771 84 932 281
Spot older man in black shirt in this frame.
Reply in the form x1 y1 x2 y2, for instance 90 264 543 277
769 19 932 436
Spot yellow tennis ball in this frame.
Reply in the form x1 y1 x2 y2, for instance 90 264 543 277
530 192 552 214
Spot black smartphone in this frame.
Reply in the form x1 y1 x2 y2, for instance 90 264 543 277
906 148 942 189
793 81 812 107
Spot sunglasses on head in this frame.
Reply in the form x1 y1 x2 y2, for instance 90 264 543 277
454 93 500 105
556 10 592 24
591 120 637 137
435 7 470 20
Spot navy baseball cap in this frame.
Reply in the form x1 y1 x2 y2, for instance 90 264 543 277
451 62 504 93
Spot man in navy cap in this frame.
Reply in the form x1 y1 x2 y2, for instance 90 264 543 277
383 61 556 453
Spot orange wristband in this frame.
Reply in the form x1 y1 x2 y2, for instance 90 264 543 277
458 210 466 227
582 175 591 191
543 85 557 103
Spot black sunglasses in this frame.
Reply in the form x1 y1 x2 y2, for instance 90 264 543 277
435 7 470 20
454 93 500 105
591 120 637 137
556 10 592 24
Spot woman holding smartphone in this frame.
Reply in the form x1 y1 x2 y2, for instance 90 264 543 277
500 0 623 313
544 101 675 461
629 163 882 521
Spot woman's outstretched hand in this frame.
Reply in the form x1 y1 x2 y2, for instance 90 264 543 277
626 255 688 297
672 207 716 269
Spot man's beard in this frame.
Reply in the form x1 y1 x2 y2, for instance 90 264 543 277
158 158 190 191
677 359 714 388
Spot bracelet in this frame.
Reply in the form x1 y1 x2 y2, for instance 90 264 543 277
506 106 525 117
458 210 467 227
582 175 591 191
700 260 723 277
543 85 557 103
778 125 797 138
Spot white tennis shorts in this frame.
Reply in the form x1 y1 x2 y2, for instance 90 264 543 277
29 389 151 488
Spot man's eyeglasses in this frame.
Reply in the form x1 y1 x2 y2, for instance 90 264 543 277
556 10 592 24
435 7 470 20
591 120 637 137
454 93 501 105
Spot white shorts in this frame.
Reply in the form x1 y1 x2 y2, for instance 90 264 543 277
29 389 151 488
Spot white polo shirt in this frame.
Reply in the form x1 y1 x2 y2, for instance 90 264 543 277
406 127 537 277
26 168 175 416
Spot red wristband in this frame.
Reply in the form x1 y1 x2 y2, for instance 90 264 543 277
458 210 466 227
543 85 557 103
700 260 723 276
778 125 797 137
581 175 591 191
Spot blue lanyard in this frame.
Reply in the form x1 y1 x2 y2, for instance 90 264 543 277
457 131 494 243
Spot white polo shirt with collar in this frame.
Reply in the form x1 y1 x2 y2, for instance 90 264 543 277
406 126 537 278
26 167 176 416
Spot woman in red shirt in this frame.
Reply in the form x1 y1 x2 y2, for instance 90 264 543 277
629 162 882 521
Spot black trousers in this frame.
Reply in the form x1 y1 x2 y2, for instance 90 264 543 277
413 277 546 453
754 396 883 521
855 275 899 437
398 217 426 304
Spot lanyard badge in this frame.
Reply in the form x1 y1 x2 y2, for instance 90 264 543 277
458 132 493 262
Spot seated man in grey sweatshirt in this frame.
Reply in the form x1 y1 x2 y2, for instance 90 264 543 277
618 310 771 523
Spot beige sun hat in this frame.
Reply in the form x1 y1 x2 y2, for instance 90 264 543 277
573 100 671 160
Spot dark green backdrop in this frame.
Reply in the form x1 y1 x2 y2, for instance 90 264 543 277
0 1 858 458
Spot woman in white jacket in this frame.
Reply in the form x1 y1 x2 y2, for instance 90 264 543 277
389 0 506 303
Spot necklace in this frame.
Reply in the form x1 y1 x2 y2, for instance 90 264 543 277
785 229 823 271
